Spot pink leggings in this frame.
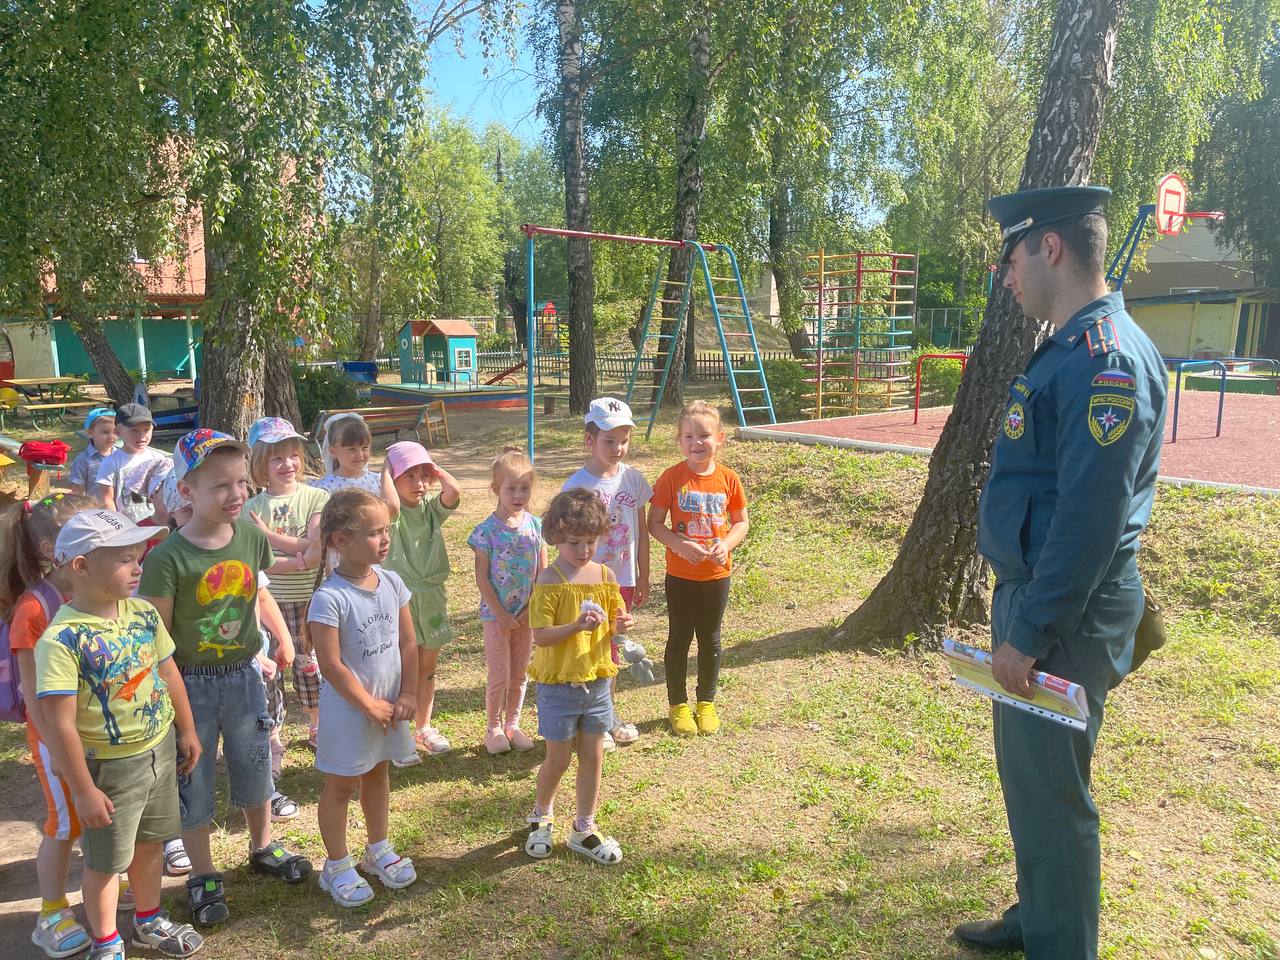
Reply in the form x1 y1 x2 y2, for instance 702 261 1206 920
483 619 534 729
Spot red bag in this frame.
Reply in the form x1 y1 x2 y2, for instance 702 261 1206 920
17 440 70 466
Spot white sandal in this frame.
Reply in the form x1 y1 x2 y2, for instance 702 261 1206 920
318 856 374 907
567 827 623 865
361 842 417 889
526 819 554 859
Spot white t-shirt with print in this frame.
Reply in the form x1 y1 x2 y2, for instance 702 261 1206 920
311 470 382 497
561 463 653 587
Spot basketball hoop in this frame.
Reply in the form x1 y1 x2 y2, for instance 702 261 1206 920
1155 172 1224 235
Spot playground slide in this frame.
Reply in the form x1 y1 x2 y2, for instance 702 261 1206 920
486 359 526 385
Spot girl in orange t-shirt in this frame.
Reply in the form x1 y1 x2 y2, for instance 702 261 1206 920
647 400 750 738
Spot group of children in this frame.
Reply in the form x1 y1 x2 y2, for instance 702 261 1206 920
1 393 750 958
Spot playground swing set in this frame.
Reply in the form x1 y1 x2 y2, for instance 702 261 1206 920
518 225 778 457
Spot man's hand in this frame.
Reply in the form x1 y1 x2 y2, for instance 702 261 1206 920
992 643 1037 698
75 787 115 829
177 728 203 775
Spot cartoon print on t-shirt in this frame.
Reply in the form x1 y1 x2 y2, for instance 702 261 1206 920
194 559 255 659
601 508 631 566
675 485 725 546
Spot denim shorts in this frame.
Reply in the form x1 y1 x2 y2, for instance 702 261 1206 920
178 660 273 830
535 678 614 742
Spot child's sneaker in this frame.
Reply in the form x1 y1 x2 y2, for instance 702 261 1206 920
131 910 204 957
360 839 417 889
87 934 126 960
31 907 90 958
526 818 554 859
484 727 511 755
567 826 623 865
695 701 720 735
117 875 135 911
668 703 697 737
185 873 228 926
163 839 191 877
504 726 536 751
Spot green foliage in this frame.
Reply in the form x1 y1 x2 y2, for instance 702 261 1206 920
909 348 965 405
761 358 808 421
290 363 361 428
1197 38 1280 286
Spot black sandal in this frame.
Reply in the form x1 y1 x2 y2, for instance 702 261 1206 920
186 872 229 926
250 841 312 884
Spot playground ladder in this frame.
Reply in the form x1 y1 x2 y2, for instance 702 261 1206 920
625 256 697 436
801 250 917 417
692 244 777 429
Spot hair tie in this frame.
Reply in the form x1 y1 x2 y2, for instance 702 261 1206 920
21 500 32 514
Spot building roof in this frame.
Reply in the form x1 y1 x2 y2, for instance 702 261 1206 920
403 318 479 338
1125 287 1279 309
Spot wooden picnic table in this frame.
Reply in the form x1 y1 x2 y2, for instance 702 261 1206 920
2 376 85 403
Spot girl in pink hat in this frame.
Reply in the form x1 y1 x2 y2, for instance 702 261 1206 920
381 441 461 761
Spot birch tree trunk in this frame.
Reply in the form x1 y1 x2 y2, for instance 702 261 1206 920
835 0 1126 648
556 0 596 414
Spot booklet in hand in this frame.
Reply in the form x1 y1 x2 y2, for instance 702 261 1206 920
942 638 1089 731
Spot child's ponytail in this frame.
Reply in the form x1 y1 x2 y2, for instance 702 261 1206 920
310 487 385 593
0 494 95 617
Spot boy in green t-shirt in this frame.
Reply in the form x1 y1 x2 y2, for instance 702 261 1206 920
36 509 203 960
139 429 312 927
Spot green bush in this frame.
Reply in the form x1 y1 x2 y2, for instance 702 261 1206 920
761 357 808 421
291 363 360 428
910 347 966 404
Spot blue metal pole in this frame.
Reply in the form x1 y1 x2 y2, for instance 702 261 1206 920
526 235 536 460
1172 361 1183 443
1215 361 1225 438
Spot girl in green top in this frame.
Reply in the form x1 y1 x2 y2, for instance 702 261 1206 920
382 441 461 761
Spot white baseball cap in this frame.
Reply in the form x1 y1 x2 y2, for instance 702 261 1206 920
585 397 636 432
54 509 169 565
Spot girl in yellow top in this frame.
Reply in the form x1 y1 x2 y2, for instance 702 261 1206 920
526 489 632 865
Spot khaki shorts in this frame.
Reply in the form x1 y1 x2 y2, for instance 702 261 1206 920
82 728 180 875
409 583 453 650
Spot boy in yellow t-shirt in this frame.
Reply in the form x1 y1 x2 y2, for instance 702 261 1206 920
36 509 203 960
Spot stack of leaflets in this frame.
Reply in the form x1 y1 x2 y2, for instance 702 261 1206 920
942 638 1089 731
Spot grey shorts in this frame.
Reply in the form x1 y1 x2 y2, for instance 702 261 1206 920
535 678 614 742
178 660 273 830
82 728 180 875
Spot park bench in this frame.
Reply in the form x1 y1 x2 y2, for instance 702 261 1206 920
310 401 450 452
20 400 99 428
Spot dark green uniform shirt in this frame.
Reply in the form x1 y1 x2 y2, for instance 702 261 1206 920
977 292 1167 659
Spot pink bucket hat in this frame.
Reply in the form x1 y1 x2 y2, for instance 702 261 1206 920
385 441 434 480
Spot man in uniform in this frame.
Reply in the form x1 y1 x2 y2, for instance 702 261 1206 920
954 186 1167 958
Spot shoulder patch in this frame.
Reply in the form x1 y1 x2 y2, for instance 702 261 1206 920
1084 317 1120 358
1091 369 1135 391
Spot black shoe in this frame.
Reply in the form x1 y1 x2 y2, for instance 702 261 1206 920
954 918 1024 952
186 872 229 926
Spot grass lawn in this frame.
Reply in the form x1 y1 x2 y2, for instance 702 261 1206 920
0 395 1276 959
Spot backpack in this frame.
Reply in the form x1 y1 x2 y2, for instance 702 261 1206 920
18 439 70 466
0 580 64 723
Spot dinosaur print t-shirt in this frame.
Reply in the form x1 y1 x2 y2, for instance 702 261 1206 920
139 524 275 667
35 598 176 760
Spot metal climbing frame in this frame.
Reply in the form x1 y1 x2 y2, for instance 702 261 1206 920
800 250 917 417
520 225 776 456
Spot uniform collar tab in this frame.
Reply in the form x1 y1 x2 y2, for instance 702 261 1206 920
1051 292 1124 347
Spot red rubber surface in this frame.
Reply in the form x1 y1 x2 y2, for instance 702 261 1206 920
753 391 1280 490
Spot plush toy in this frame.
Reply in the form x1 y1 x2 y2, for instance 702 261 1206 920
580 600 655 684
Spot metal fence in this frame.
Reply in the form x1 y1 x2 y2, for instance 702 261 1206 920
476 349 799 384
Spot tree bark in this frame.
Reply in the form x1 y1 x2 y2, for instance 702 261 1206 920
359 237 383 361
834 0 1126 649
262 336 302 427
556 0 596 414
660 2 712 407
67 300 135 405
199 223 265 437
